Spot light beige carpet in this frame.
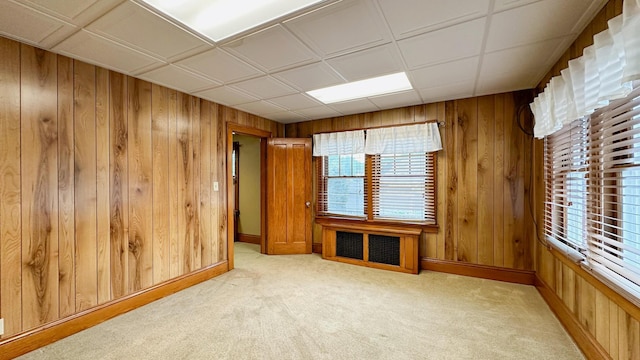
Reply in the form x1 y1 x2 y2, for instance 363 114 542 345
19 243 583 360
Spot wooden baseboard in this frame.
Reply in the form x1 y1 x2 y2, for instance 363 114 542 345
420 258 536 285
535 275 609 360
238 233 261 244
312 243 322 254
0 261 228 360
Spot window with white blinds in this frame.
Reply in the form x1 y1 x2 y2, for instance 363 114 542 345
315 123 440 224
371 153 435 222
545 83 640 299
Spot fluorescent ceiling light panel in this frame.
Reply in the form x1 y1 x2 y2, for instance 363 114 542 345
141 0 325 42
307 72 413 104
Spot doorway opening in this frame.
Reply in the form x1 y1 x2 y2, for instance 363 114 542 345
226 124 271 270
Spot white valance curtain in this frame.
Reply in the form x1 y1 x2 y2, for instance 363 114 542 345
312 129 364 156
312 123 442 157
364 123 442 154
531 0 640 138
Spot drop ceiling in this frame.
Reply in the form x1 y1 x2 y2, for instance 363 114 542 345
0 0 607 124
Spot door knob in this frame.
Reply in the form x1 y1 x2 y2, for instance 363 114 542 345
305 201 311 208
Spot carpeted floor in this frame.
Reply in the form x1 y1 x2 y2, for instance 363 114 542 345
19 243 583 359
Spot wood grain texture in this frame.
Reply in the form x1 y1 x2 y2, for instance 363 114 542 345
74 60 98 311
151 84 171 283
21 44 60 330
95 66 111 304
456 97 478 264
127 78 153 292
0 37 283 346
477 96 494 265
0 36 22 338
177 92 194 275
109 71 129 299
199 101 212 267
57 55 75 318
444 101 457 261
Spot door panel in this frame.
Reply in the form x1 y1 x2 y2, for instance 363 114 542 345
267 138 312 254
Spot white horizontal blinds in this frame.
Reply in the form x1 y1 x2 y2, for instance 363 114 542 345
587 85 640 292
314 130 366 217
531 1 640 138
544 116 590 252
371 153 435 223
366 123 440 223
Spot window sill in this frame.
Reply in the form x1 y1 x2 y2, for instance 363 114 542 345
315 216 438 234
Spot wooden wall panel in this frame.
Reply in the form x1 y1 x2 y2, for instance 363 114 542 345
456 97 478 264
74 60 98 311
127 78 153 292
0 37 283 342
286 96 531 270
0 36 22 338
151 84 171 284
57 55 75 317
109 71 129 300
95 67 111 304
20 45 60 330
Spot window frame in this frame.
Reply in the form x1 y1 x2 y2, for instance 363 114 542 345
316 151 437 229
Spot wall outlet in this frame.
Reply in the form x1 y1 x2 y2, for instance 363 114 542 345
0 318 4 336
213 181 219 192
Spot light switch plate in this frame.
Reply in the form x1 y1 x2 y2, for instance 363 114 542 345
213 181 219 191
0 318 4 336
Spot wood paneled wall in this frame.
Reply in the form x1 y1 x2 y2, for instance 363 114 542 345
286 90 534 270
532 1 639 359
0 36 283 339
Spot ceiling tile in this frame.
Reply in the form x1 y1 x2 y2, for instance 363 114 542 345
268 93 322 111
138 64 220 93
368 90 423 110
224 24 318 72
54 29 160 74
267 111 308 124
378 0 490 39
87 1 208 61
327 43 404 82
329 98 379 116
0 0 72 47
475 73 536 97
480 37 568 82
194 86 259 106
418 80 475 103
235 101 287 116
285 0 391 57
230 76 297 99
176 48 263 84
397 18 485 69
272 62 344 91
485 0 598 52
493 0 543 12
15 0 122 25
409 57 478 90
296 105 343 120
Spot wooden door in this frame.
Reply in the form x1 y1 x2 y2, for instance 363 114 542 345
267 138 312 254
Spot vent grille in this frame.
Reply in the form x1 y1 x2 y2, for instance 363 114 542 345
335 231 363 260
369 234 400 266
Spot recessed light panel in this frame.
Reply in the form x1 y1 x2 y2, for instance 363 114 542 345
306 72 413 104
141 0 325 42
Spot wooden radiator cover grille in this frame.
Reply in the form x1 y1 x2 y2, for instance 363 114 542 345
320 221 420 274
335 231 364 260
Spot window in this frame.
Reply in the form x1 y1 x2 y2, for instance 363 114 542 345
317 152 436 223
319 154 365 217
545 83 640 298
314 123 441 224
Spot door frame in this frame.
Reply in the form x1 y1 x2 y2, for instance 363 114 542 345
226 123 271 270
